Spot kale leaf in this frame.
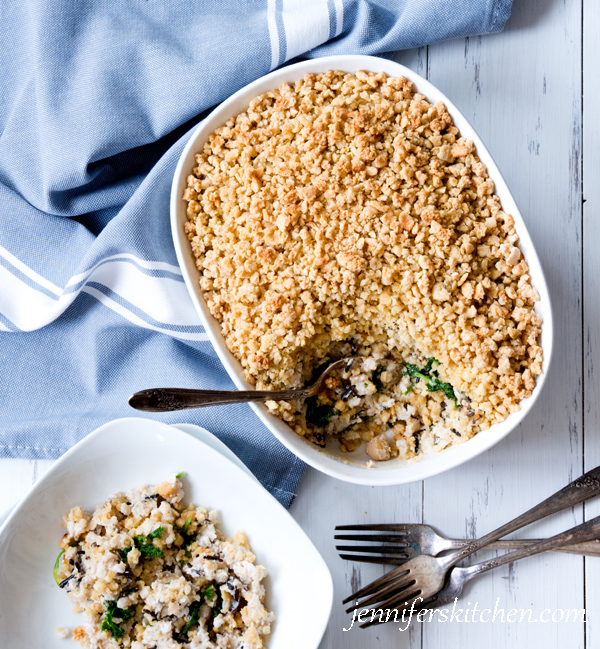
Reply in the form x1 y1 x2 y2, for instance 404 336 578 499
174 585 216 643
124 526 165 559
101 601 133 640
175 600 201 641
402 358 458 407
305 395 340 427
146 527 164 540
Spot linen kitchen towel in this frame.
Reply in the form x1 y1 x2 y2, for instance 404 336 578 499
0 0 512 506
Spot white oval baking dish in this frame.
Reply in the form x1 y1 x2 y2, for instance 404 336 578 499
170 55 553 486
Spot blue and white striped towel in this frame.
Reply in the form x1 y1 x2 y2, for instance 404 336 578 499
0 0 511 507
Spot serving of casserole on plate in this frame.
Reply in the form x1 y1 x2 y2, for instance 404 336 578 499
0 418 333 649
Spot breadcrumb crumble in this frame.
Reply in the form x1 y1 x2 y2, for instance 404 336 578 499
183 70 542 462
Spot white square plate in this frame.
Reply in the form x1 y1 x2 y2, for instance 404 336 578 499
0 417 333 648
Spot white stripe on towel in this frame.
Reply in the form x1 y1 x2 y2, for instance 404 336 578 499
282 0 330 62
81 260 200 327
0 264 78 330
0 244 62 296
67 253 182 287
267 0 280 69
0 258 205 337
333 0 344 36
82 285 210 341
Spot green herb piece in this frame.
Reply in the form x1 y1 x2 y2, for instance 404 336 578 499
204 584 216 601
53 549 65 585
175 600 201 641
175 471 185 479
212 587 223 619
120 547 131 563
423 357 437 373
179 517 198 554
132 527 165 558
147 527 164 540
402 358 458 407
133 540 163 558
371 365 386 393
101 601 133 640
426 376 459 405
182 517 192 536
305 395 340 428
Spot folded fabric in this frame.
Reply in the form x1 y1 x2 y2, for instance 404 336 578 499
0 0 512 507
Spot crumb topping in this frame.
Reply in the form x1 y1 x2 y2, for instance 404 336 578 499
183 69 542 458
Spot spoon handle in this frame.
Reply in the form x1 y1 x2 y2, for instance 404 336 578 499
128 387 311 411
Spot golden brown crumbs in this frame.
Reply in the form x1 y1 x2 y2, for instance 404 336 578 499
182 69 542 462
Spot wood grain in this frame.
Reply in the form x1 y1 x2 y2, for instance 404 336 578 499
583 0 600 646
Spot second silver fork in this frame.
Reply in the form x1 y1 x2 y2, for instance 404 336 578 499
343 465 600 617
359 515 600 628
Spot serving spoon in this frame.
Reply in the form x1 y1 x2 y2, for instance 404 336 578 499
128 358 351 412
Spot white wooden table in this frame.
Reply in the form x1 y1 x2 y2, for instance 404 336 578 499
1 1 597 646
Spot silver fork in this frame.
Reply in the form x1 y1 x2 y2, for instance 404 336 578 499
335 523 600 564
343 466 600 612
359 515 600 628
127 357 352 412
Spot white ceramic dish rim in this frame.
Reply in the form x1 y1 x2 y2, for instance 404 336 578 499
170 54 554 486
0 417 333 649
0 423 255 529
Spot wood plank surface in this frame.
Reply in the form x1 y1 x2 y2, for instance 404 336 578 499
583 0 600 645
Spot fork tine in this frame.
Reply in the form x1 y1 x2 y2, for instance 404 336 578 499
334 533 410 543
345 575 417 613
338 553 409 566
335 524 410 533
341 564 407 605
359 591 424 629
335 545 409 555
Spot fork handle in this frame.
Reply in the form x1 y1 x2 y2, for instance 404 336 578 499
449 464 600 562
462 515 600 580
486 538 600 556
128 387 311 412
